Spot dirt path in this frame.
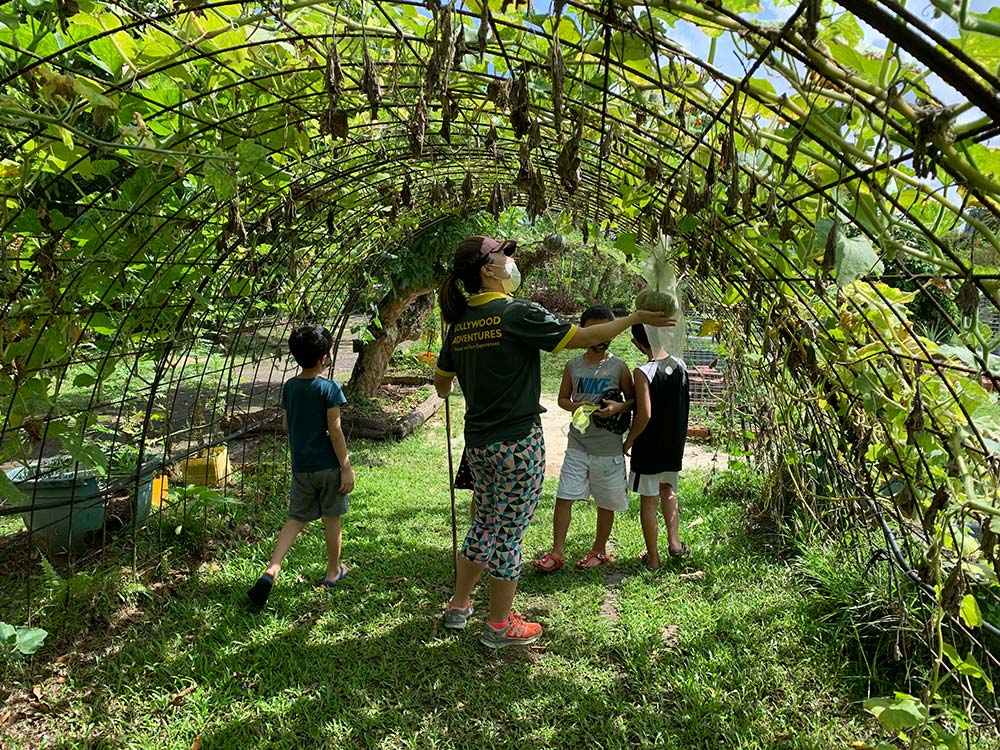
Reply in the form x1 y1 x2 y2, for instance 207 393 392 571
537 394 728 479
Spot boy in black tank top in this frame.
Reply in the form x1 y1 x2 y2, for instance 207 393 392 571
622 323 691 570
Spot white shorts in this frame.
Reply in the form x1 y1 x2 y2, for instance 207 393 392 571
629 470 680 497
556 448 629 512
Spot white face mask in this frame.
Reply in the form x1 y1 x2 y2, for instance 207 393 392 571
501 261 521 294
489 260 521 294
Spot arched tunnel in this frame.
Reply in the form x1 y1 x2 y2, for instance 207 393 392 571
2 0 1000 740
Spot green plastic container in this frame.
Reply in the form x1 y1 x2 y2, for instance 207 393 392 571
6 461 157 554
7 466 103 554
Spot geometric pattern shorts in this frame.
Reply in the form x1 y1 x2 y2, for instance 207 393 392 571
462 424 545 581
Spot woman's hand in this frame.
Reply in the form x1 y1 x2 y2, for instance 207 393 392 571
632 310 675 328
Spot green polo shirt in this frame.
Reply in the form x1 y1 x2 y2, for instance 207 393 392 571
436 293 577 447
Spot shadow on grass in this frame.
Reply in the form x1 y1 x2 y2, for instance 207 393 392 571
2 440 883 750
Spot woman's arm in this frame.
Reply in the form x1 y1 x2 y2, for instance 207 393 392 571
565 310 673 349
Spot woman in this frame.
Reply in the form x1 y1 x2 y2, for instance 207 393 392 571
434 235 673 649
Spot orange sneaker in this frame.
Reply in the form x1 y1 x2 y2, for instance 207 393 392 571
480 612 542 648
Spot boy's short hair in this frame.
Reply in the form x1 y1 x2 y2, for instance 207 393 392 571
580 305 615 326
631 322 651 350
289 324 333 368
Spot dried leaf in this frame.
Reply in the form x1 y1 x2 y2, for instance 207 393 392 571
440 94 455 144
170 685 198 706
191 736 202 750
922 484 949 534
556 134 581 194
426 6 455 99
821 217 837 273
957 277 978 317
400 176 413 209
477 2 490 59
226 200 247 245
741 185 754 216
509 74 531 139
549 32 566 136
678 570 705 581
643 156 662 185
461 171 474 206
486 79 510 112
905 382 924 445
362 45 382 120
408 91 428 157
324 39 343 108
487 180 506 217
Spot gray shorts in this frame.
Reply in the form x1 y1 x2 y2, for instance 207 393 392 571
289 468 349 521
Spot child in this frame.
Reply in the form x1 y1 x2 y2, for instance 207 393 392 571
533 306 635 572
623 322 690 571
247 324 356 607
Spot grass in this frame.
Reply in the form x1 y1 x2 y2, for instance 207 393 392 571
4 414 989 749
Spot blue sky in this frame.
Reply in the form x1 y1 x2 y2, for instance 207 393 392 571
662 0 996 122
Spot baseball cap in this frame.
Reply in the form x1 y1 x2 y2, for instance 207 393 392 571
453 235 517 271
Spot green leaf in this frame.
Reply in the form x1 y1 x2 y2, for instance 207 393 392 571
815 219 884 285
942 641 962 667
836 234 883 286
204 162 237 200
676 214 700 233
236 140 268 176
960 593 983 628
613 232 639 257
864 695 928 731
0 622 16 642
0 470 28 505
14 627 48 655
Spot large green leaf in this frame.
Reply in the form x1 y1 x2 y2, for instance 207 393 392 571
814 218 884 286
864 695 928 731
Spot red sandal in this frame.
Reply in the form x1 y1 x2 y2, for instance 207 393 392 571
575 551 611 569
532 552 564 573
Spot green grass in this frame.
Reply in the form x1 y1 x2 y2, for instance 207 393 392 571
2 418 976 750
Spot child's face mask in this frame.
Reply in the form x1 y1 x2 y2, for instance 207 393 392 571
589 341 611 353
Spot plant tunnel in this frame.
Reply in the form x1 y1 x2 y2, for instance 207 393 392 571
1 0 1000 731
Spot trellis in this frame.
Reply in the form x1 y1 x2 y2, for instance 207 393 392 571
2 0 999 733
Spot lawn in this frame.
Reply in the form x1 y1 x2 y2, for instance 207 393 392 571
1 411 922 750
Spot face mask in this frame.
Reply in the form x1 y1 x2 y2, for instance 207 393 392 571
589 341 611 353
496 261 520 294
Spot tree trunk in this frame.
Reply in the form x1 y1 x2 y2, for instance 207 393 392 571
344 290 434 399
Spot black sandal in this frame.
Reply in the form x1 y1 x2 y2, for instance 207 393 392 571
668 543 691 558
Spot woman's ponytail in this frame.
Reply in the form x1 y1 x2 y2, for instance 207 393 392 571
439 273 467 324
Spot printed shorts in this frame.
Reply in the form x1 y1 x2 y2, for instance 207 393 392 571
629 470 680 497
289 468 349 521
462 424 545 581
556 448 629 511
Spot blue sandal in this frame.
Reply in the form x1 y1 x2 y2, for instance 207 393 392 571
320 564 348 589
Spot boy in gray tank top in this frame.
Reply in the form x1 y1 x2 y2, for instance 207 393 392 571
533 307 635 572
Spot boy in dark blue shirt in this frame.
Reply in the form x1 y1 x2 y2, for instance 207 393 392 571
247 324 355 607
